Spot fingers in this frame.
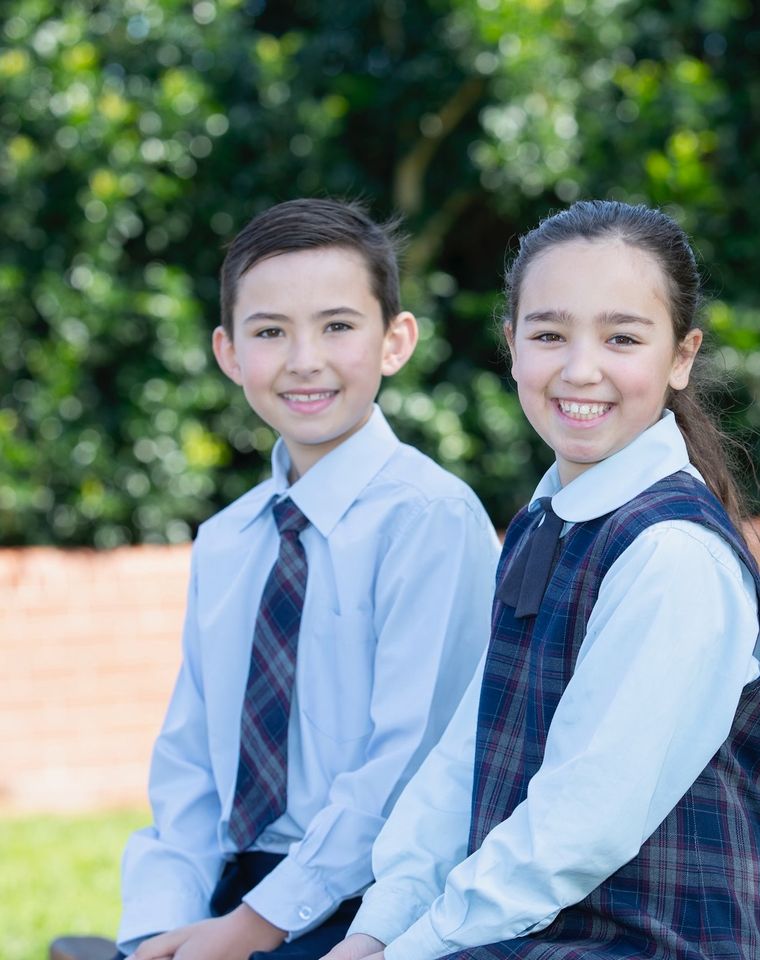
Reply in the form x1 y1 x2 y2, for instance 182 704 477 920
319 933 386 960
131 930 184 960
128 954 174 960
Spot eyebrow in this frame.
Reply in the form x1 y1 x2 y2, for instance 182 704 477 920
522 309 655 327
241 306 366 324
599 310 655 327
522 309 574 325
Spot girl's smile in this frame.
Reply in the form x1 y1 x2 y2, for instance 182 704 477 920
554 399 614 423
507 238 701 485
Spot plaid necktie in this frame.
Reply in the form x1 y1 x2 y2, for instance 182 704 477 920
497 497 564 618
229 497 310 850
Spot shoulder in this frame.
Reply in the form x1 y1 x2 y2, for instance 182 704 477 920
598 470 759 610
596 519 760 652
366 441 494 529
612 471 723 526
570 471 760 610
597 471 739 554
621 518 753 593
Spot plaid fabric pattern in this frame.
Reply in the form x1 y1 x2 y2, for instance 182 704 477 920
228 497 309 850
452 472 760 959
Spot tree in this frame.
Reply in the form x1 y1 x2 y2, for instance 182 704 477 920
1 0 758 546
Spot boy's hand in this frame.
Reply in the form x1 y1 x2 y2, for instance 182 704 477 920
129 905 286 960
320 933 386 960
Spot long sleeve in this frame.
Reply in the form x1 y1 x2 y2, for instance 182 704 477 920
244 496 499 936
117 546 223 952
114 408 500 951
348 656 484 945
354 520 758 960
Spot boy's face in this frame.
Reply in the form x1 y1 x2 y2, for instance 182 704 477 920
214 246 417 479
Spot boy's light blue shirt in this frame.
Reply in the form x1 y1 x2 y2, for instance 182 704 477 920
117 405 500 952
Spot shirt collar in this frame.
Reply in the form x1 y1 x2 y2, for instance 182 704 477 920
240 405 399 536
531 410 698 523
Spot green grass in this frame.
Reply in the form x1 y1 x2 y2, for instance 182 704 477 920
0 809 150 960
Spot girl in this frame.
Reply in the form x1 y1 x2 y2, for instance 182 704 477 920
322 200 760 960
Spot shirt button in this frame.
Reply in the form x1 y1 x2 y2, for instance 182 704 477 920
298 905 313 921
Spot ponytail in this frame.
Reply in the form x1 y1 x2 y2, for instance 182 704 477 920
669 377 748 536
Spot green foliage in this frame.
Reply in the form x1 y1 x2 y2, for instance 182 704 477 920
1 0 759 544
0 808 148 960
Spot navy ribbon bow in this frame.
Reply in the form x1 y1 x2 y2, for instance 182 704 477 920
497 497 564 618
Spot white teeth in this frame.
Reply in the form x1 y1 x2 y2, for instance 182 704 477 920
558 400 611 419
283 391 335 402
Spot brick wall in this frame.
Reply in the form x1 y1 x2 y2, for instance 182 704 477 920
2 523 759 815
0 545 190 813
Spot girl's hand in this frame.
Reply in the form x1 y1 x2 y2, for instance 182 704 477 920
320 932 386 960
128 906 286 960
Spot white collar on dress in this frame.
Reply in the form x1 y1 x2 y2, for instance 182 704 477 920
530 410 703 524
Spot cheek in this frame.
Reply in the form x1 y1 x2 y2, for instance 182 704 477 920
635 358 675 395
511 348 552 389
237 348 278 387
337 337 385 374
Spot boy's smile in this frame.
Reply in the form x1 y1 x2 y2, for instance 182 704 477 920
213 246 416 479
508 239 701 485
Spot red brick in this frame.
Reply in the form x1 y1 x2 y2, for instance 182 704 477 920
0 544 189 812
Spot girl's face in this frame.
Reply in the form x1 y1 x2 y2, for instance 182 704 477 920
507 238 702 485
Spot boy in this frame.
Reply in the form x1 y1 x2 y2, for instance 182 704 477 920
117 199 500 960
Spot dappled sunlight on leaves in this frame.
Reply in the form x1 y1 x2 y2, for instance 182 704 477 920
1 0 759 545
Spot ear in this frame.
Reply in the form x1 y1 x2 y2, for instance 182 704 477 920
503 320 517 377
381 311 418 377
212 325 243 385
669 327 703 391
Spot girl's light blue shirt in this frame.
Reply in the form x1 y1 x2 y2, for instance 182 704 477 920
350 411 760 960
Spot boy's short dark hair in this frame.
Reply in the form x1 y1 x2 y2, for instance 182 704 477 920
220 198 404 335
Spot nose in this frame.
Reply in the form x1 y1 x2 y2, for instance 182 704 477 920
560 341 603 386
286 331 324 376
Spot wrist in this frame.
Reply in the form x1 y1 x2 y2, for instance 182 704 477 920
230 904 287 952
351 932 387 954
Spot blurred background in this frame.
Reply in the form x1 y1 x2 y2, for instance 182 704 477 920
2 0 760 956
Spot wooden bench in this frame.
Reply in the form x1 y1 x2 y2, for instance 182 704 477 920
49 935 117 960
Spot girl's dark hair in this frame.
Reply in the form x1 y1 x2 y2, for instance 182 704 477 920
220 198 404 334
504 199 746 527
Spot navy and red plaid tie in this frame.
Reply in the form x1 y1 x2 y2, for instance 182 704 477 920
229 497 310 850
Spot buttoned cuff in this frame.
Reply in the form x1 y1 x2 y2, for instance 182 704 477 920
384 910 451 960
242 854 336 940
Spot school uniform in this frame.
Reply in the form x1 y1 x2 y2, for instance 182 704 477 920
349 410 760 960
116 406 500 957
